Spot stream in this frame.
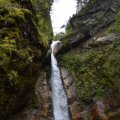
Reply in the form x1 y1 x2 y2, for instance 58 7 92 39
51 41 70 120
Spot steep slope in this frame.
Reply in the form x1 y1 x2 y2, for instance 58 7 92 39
0 0 53 119
59 0 120 119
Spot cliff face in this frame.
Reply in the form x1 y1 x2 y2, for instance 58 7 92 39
0 0 53 119
1 0 120 120
60 0 120 51
59 0 120 119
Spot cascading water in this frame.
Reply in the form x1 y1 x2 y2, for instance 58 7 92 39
51 41 70 120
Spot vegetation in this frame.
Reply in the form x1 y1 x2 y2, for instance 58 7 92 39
65 22 73 35
60 41 120 106
54 32 65 40
111 11 120 33
0 0 53 118
31 0 53 47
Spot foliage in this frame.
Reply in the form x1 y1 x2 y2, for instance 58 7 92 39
0 0 52 118
65 22 73 35
31 0 53 47
54 32 65 40
0 0 10 7
30 91 39 109
0 1 43 119
60 41 120 106
111 11 120 34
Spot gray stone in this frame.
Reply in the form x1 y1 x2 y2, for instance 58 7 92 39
61 68 70 79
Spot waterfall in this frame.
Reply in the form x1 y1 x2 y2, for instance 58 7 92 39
51 41 70 120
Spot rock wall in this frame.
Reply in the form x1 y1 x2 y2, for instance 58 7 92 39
60 0 120 52
59 0 120 120
0 0 53 119
60 68 81 119
9 69 52 120
1 0 120 120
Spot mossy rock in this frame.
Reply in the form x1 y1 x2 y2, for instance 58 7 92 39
0 1 47 119
0 6 9 16
60 40 120 107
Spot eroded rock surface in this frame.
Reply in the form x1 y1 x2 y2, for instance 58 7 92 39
70 0 119 36
9 71 52 120
60 68 81 120
60 67 120 120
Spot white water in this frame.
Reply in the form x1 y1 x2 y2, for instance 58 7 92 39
51 41 70 120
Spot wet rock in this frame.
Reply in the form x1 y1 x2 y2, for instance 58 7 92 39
52 41 62 55
60 68 81 120
91 101 107 120
59 32 91 53
61 68 73 88
67 85 77 104
69 101 81 120
61 68 70 79
35 72 51 119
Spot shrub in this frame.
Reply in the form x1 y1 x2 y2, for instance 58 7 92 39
60 41 120 106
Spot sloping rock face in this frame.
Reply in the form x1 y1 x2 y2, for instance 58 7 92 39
70 0 119 36
60 68 81 120
60 33 120 120
59 0 120 120
60 0 120 52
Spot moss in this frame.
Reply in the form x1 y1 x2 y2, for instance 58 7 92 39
31 0 53 47
0 1 43 118
0 0 52 118
0 6 32 28
0 0 11 7
8 7 31 23
30 91 39 109
0 6 9 16
60 41 120 107
111 11 120 34
65 22 73 35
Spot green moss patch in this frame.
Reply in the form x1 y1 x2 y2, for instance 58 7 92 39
31 0 53 47
0 2 43 119
60 41 120 106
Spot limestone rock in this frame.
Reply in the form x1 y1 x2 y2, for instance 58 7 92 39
60 68 81 120
70 0 119 36
59 0 120 53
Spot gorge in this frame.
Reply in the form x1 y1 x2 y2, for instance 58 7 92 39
0 0 120 120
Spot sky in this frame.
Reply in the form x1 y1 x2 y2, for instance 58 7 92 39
50 0 77 35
